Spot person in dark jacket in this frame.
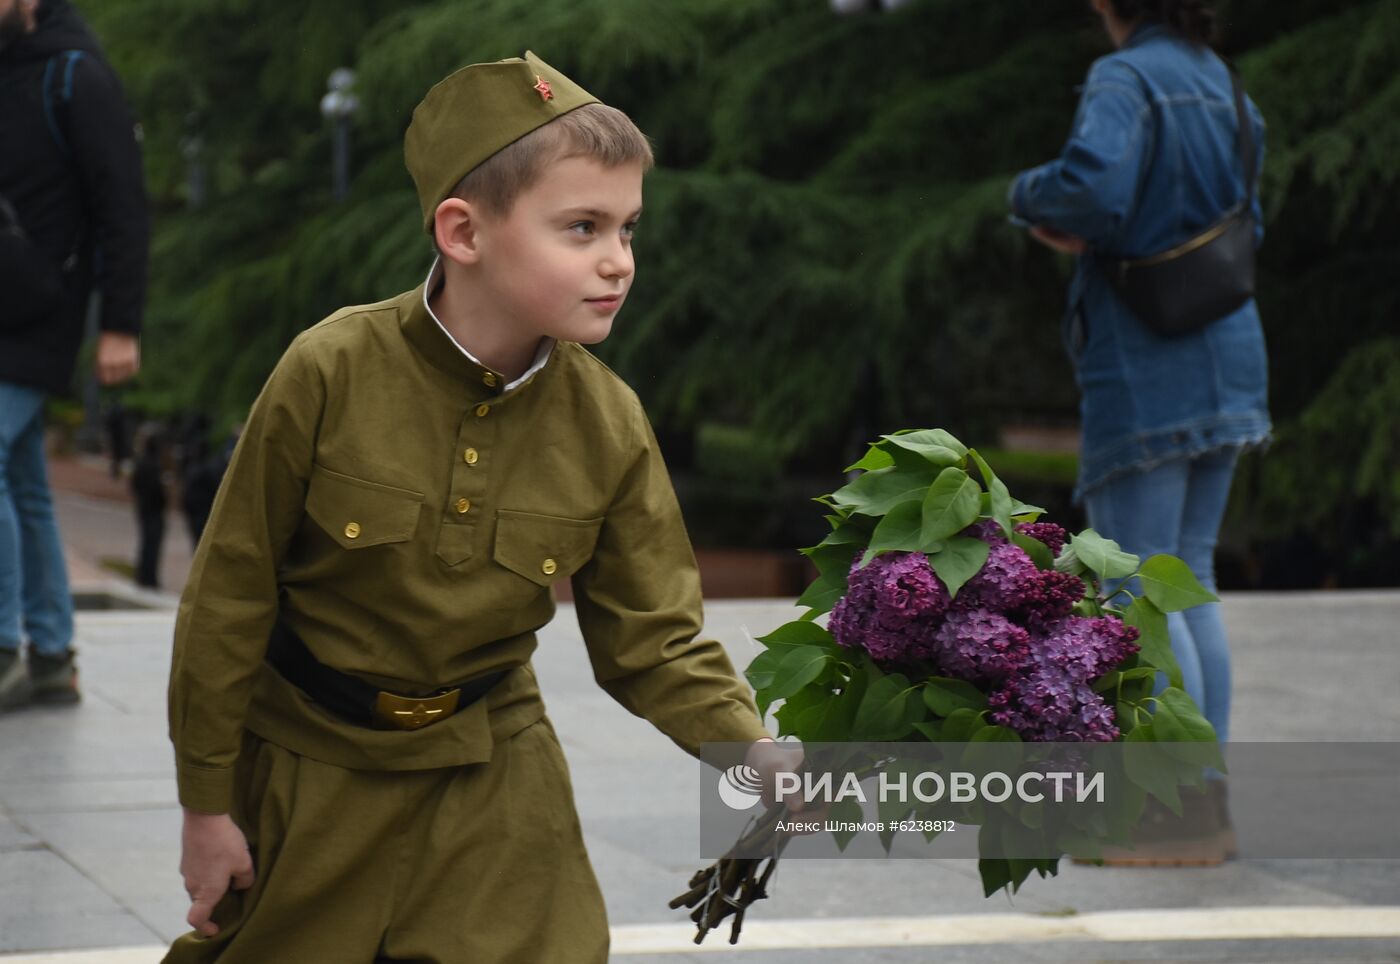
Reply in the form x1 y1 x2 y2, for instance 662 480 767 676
0 0 149 710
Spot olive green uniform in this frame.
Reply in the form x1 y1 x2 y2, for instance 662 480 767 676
162 281 771 962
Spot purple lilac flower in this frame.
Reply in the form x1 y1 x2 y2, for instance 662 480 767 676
1008 569 1086 627
929 607 1031 682
829 552 949 664
1015 521 1068 557
984 615 1140 742
956 542 1040 612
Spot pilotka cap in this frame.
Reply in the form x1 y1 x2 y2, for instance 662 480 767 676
405 51 598 234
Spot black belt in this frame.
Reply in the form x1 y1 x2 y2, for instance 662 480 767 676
266 619 510 731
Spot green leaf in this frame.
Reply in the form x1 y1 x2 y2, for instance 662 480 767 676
796 570 846 614
1139 554 1220 612
978 858 1013 898
911 720 942 741
881 429 968 465
1152 687 1225 770
745 648 785 691
1054 543 1088 578
1091 666 1156 693
766 646 833 702
939 707 984 743
773 684 827 737
832 463 941 517
1068 529 1140 581
969 449 1014 535
844 446 894 473
851 672 920 741
1010 531 1054 570
970 725 1022 743
1010 500 1048 520
1123 597 1183 690
928 536 991 598
921 467 982 544
827 798 866 851
757 620 838 651
866 501 926 556
1123 723 1183 815
815 520 872 548
922 676 988 716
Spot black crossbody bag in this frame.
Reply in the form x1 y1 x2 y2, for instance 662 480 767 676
1099 66 1258 337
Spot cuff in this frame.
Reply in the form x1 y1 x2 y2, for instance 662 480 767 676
177 762 234 814
1008 172 1031 221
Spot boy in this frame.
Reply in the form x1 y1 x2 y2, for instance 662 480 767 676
165 52 790 963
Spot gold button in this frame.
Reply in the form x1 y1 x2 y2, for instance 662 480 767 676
345 522 361 540
464 448 479 465
483 372 498 388
455 498 471 514
541 558 558 576
476 404 490 417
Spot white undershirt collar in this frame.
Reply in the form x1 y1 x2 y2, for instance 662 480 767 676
422 256 554 393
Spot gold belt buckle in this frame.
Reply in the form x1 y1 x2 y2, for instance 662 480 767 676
373 687 461 731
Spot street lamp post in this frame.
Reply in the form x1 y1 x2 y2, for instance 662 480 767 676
319 68 359 202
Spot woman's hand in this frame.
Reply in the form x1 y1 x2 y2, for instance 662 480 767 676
1030 225 1089 256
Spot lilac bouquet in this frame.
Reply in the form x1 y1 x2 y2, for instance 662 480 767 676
673 430 1221 944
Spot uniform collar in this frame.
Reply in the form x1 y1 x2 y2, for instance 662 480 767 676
400 257 555 397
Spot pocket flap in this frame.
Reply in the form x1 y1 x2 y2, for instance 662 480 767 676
306 464 424 549
493 509 603 586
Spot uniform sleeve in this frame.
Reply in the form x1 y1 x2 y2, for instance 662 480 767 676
66 55 149 335
167 339 323 813
571 400 772 763
1009 59 1152 244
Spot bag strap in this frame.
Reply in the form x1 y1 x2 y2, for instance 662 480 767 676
42 50 86 156
41 50 88 273
1225 62 1257 208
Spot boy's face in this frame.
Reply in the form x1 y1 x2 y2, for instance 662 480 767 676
475 155 643 346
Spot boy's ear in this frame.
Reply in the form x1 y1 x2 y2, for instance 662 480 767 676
434 198 484 266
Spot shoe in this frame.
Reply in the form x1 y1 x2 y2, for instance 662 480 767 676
28 649 81 704
1072 786 1227 867
0 649 31 710
1208 779 1238 859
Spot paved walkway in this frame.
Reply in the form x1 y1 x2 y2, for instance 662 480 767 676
1 454 1396 962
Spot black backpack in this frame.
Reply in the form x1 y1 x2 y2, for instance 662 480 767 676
0 50 87 331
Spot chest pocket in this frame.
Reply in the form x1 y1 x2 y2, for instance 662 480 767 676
493 509 603 586
305 464 424 549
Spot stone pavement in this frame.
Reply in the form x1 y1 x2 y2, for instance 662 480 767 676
1 592 1399 962
2 453 1397 961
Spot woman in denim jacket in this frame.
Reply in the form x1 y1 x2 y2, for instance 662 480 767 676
1009 0 1269 858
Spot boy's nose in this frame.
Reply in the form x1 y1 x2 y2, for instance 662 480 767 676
599 244 634 280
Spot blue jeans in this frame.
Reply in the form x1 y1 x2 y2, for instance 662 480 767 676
0 382 74 657
1083 447 1239 749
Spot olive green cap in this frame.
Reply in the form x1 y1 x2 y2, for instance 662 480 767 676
405 51 599 234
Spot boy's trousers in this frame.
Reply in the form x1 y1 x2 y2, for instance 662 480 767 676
163 716 608 963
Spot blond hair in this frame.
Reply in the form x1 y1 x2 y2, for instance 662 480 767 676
447 103 653 219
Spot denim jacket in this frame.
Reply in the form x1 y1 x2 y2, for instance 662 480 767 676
1009 23 1271 498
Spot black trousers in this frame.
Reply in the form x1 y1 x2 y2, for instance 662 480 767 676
136 512 164 588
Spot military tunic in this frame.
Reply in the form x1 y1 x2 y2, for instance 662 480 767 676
163 276 771 962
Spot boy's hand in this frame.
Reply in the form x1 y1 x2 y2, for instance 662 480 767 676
745 737 825 816
180 809 255 937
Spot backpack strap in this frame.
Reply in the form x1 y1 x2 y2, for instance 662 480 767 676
42 50 87 156
41 51 90 274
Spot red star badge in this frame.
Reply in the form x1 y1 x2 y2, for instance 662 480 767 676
533 75 553 102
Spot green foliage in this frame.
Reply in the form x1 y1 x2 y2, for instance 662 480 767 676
75 0 1400 571
748 429 1220 897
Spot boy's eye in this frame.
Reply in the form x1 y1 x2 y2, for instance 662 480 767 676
568 221 595 235
622 220 639 238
